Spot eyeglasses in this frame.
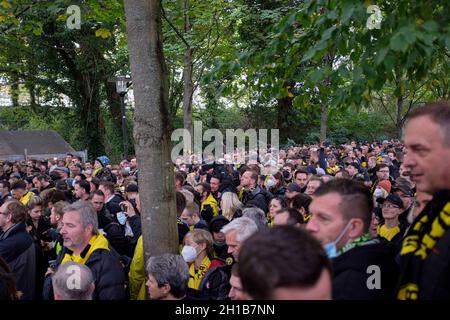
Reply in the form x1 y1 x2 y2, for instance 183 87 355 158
381 204 399 209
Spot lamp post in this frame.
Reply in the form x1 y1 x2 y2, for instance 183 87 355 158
115 75 131 160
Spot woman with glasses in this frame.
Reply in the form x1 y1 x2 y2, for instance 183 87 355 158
377 194 408 246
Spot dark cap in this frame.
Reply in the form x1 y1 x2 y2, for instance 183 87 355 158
287 183 302 193
392 183 414 197
126 183 138 193
209 215 230 233
378 193 404 209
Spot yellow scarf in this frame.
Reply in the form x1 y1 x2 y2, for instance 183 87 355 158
93 168 102 177
377 224 401 241
20 191 36 206
61 233 110 265
200 194 219 217
188 256 211 290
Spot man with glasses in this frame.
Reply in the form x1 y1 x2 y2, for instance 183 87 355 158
370 164 392 193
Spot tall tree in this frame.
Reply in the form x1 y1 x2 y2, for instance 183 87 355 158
123 0 178 262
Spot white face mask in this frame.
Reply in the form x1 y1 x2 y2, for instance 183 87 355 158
181 245 198 263
266 178 276 188
117 212 128 225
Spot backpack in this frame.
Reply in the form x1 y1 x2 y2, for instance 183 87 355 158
198 265 230 300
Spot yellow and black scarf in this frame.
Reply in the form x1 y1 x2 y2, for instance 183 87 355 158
397 190 450 300
188 256 211 290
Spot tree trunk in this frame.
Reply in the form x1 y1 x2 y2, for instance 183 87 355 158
182 0 194 148
104 80 131 156
10 72 19 107
277 96 293 143
77 73 105 158
28 84 36 111
123 0 179 268
320 102 328 143
396 95 404 139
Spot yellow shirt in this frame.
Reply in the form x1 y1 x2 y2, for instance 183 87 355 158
20 191 36 206
188 256 211 290
377 224 401 241
200 194 219 217
61 233 110 265
129 236 146 300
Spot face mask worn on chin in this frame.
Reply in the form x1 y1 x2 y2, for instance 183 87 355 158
213 241 226 248
323 221 352 259
181 245 198 263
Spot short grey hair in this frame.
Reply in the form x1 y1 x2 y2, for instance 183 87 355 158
52 262 94 300
64 200 98 234
242 207 267 230
221 216 258 243
146 254 189 299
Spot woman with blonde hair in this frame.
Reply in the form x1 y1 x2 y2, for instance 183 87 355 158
220 192 242 221
182 229 230 299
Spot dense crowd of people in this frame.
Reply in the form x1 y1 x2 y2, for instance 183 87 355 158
0 101 449 300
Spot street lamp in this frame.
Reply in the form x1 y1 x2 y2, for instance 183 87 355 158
115 75 132 160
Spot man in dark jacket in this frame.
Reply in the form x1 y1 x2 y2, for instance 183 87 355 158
44 200 126 300
99 181 123 221
306 179 399 300
240 170 271 213
0 200 36 300
397 102 450 300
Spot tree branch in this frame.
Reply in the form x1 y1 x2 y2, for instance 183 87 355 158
160 1 190 48
376 93 396 126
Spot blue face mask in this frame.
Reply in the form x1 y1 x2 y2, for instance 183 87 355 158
323 221 352 259
117 212 127 225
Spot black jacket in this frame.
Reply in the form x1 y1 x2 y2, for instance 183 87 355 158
242 186 272 213
43 238 127 300
106 194 123 219
404 190 450 299
332 239 399 300
0 222 36 300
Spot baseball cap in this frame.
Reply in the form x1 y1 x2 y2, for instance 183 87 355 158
377 193 404 209
392 183 414 197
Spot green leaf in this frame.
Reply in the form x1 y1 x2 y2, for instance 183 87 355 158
375 47 389 65
301 47 317 63
0 1 11 9
322 26 336 41
390 33 408 52
422 21 438 33
309 69 324 83
95 28 112 39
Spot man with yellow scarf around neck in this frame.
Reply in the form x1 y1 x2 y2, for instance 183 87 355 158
43 200 126 300
181 229 230 300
